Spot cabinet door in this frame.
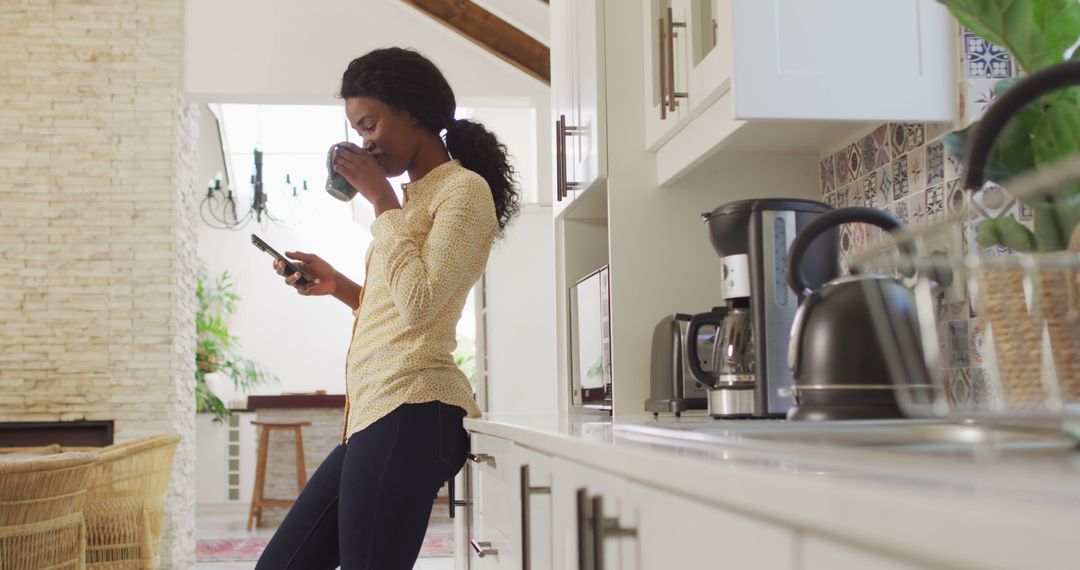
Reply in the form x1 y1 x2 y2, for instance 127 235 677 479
550 0 577 211
801 535 931 570
517 446 554 570
551 458 635 570
630 482 798 569
686 0 733 115
732 0 954 121
642 0 690 150
569 0 607 196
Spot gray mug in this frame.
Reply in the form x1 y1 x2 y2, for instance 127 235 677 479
325 144 359 201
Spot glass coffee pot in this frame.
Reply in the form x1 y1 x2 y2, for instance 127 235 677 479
687 304 757 417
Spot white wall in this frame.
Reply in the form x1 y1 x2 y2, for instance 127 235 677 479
195 106 362 397
484 206 558 414
186 0 556 400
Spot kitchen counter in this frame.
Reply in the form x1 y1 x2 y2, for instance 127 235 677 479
465 413 1080 569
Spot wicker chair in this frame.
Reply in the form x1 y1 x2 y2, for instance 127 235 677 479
63 434 180 570
0 452 98 570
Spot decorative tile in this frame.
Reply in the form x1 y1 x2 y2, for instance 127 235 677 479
947 179 968 216
820 156 836 193
874 163 893 207
944 151 962 181
858 126 889 172
1019 201 1033 221
971 367 996 406
839 224 854 259
926 184 945 221
963 31 1014 79
835 147 851 187
894 196 911 226
836 184 851 209
888 122 909 157
891 154 910 201
905 123 925 151
847 142 864 181
907 145 927 194
823 191 836 208
965 78 1003 123
911 190 929 226
948 321 972 368
861 172 880 208
971 182 1016 219
925 122 952 141
970 318 989 366
946 368 973 407
926 140 946 187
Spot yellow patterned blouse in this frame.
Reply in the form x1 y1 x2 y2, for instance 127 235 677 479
342 160 492 442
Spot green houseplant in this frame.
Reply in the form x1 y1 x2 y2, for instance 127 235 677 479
196 267 277 421
940 0 1080 251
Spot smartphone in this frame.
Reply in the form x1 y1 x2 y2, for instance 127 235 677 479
251 234 314 286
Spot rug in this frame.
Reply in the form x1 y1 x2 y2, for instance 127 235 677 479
196 529 455 562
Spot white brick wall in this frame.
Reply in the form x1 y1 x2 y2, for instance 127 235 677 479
0 1 197 567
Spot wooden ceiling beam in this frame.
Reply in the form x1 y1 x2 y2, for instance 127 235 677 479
401 0 550 85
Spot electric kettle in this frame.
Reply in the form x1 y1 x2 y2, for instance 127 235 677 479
785 207 931 421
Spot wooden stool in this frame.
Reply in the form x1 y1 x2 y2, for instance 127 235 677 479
247 420 311 531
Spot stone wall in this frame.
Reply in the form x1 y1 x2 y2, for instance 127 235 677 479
0 1 198 566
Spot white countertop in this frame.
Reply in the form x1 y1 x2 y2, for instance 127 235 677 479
465 412 1080 569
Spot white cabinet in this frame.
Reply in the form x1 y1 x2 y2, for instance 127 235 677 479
801 535 932 570
466 433 520 568
647 0 956 185
550 457 637 570
518 446 555 570
631 482 797 569
551 0 607 213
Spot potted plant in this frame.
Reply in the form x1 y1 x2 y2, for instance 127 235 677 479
942 0 1080 252
937 0 1080 406
196 267 277 421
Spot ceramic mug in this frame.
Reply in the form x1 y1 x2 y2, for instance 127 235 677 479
325 144 359 201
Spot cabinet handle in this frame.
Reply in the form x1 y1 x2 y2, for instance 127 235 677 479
446 467 472 519
575 488 592 570
591 495 637 570
666 6 688 112
470 539 499 558
468 452 495 467
658 16 667 120
557 114 582 200
556 116 566 201
520 464 551 570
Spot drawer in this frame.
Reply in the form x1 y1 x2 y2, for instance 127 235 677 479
470 432 517 540
469 511 519 569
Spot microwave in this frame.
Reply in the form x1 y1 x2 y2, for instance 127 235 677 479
569 265 612 411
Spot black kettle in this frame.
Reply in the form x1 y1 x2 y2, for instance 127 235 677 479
785 207 931 421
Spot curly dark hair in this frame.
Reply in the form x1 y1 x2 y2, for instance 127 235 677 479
339 47 520 234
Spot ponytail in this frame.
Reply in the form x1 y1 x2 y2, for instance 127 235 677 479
445 119 520 234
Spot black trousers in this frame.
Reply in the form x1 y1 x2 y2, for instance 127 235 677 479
254 401 469 570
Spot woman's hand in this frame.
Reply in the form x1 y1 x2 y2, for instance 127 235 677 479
332 142 400 214
274 251 338 297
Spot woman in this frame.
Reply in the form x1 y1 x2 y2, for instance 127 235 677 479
255 47 519 569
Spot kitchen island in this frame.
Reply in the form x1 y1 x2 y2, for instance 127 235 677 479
457 413 1080 569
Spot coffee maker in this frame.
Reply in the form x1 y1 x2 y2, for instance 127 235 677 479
695 199 838 418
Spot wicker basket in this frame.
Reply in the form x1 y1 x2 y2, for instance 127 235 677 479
978 244 1080 409
62 434 180 570
0 452 98 570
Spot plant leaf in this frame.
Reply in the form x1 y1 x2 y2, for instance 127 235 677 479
939 0 1039 72
977 217 1037 251
1032 89 1080 169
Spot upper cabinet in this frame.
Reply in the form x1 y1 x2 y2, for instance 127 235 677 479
645 0 957 185
551 0 608 215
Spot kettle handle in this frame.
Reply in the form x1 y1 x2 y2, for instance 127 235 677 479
686 310 727 388
787 207 904 299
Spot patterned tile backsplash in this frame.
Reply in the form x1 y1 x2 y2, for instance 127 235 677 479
817 25 1021 409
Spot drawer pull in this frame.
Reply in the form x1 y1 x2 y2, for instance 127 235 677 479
592 495 637 570
468 452 496 467
445 467 472 519
470 539 499 558
520 465 552 570
666 6 688 112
